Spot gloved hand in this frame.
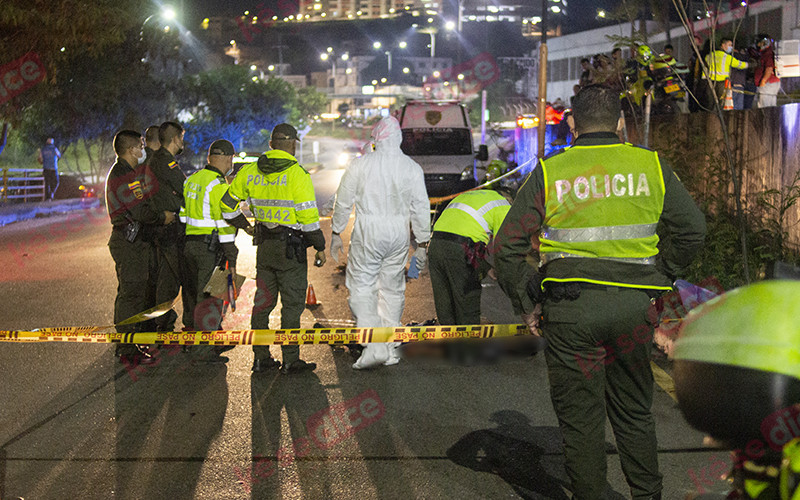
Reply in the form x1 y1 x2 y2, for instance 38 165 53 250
330 233 344 263
521 303 543 336
414 245 427 273
314 250 326 267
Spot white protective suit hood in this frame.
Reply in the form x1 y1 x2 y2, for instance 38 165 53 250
369 115 403 152
331 115 431 368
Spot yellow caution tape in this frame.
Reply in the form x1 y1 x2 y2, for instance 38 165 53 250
428 157 535 205
0 324 531 345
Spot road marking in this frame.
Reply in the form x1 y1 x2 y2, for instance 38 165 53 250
651 361 677 401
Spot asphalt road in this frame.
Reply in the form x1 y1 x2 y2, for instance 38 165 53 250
0 151 730 499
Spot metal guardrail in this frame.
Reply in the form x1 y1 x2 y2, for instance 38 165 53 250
1 168 45 203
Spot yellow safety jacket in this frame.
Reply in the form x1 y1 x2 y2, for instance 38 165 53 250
434 189 510 244
539 143 667 289
221 149 320 233
180 166 237 243
704 49 748 81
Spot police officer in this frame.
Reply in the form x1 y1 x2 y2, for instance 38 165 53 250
702 37 749 109
429 187 511 326
495 86 706 500
430 187 512 364
143 125 161 165
105 130 175 363
180 139 241 362
221 123 326 374
148 121 191 331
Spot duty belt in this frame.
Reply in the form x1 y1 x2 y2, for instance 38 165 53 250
431 231 474 247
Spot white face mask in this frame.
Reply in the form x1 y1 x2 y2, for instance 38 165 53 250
724 46 734 54
136 147 146 165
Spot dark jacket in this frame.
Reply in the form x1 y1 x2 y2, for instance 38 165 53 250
105 158 165 227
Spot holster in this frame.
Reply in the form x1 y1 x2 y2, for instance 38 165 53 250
124 220 141 243
205 229 220 254
286 228 309 263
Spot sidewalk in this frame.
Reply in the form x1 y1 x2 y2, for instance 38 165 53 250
0 198 102 227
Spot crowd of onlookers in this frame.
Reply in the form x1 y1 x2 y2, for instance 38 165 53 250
570 34 782 112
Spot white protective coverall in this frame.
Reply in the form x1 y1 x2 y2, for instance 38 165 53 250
331 116 431 368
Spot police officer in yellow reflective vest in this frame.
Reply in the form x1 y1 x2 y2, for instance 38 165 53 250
702 37 749 109
495 86 706 500
221 123 326 374
180 139 240 362
429 188 511 326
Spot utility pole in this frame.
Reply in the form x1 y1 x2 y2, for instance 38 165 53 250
273 34 288 76
537 0 548 158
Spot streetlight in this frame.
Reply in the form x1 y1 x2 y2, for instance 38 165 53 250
320 48 349 89
417 27 438 58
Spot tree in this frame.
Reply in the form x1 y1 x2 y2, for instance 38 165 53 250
0 0 149 164
293 87 329 123
178 67 298 154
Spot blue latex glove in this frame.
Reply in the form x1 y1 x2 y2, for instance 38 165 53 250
407 256 420 279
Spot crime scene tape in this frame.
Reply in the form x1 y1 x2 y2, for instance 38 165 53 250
428 157 535 205
0 323 531 345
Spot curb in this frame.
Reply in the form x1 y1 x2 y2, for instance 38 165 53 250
0 198 102 227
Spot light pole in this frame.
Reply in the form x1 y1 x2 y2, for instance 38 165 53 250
417 27 438 58
320 48 349 90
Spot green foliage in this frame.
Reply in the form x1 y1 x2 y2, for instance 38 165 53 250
655 122 800 290
0 1 149 124
178 68 296 155
292 87 329 123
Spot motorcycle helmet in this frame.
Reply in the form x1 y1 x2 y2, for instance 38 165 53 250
637 45 653 63
673 281 800 454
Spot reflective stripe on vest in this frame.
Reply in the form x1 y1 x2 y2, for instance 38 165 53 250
540 252 656 265
540 143 665 268
183 168 236 238
447 202 491 233
541 223 657 242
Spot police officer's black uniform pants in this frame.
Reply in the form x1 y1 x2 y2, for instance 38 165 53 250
251 239 306 365
541 286 662 500
429 239 482 325
109 231 157 355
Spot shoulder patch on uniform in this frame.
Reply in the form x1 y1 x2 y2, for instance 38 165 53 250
128 181 144 200
169 160 178 169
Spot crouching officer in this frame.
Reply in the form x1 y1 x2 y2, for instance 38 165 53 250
105 130 175 363
429 187 512 363
430 187 512 325
494 86 706 500
221 123 326 374
180 139 241 362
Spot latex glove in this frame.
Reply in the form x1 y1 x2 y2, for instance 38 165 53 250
521 303 543 336
414 246 427 273
314 250 326 267
330 233 344 264
163 211 176 225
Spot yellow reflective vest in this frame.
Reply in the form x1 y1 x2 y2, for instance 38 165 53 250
539 143 667 289
433 189 510 244
704 49 748 81
221 149 320 233
180 166 237 243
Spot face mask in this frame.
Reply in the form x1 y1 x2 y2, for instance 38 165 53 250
725 46 733 54
137 148 147 165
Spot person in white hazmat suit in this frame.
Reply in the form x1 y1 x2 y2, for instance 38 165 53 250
330 116 431 369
